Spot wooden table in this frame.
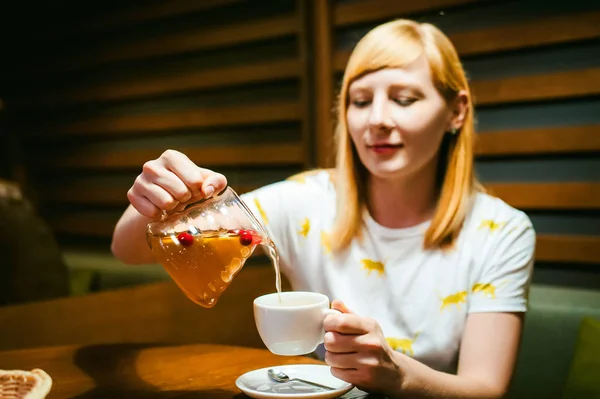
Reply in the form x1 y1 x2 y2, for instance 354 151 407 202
0 343 336 398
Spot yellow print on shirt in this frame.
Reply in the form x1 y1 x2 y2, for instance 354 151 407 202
321 231 332 254
478 219 507 233
287 174 307 184
471 280 509 299
253 198 269 225
298 218 311 237
386 332 420 356
438 291 467 312
361 259 385 276
508 222 532 234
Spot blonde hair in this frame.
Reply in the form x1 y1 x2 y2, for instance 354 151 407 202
332 19 478 253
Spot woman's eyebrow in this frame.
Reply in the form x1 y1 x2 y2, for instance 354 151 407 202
389 83 425 96
348 86 371 96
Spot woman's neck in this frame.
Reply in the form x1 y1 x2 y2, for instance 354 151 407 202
367 160 439 229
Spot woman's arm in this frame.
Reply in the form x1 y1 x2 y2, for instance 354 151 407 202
397 312 523 399
324 305 523 398
111 204 156 264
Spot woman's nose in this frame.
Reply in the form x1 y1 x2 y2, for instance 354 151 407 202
368 100 393 130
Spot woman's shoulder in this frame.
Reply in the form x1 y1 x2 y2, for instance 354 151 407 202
456 191 536 280
240 168 336 212
285 168 336 190
267 168 337 201
463 190 535 238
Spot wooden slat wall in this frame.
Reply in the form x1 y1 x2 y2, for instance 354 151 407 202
37 15 300 74
319 0 600 275
2 0 599 286
17 59 303 107
2 1 310 251
43 0 245 41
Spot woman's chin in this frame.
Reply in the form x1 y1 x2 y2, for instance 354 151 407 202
364 160 412 180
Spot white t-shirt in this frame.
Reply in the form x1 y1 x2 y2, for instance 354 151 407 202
240 170 536 373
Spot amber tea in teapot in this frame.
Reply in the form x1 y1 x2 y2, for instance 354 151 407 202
146 187 281 308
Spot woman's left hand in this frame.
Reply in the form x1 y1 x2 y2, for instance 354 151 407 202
323 300 405 395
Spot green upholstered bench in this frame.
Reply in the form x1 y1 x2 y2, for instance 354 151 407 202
508 285 600 399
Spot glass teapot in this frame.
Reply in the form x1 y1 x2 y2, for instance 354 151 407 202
146 186 272 308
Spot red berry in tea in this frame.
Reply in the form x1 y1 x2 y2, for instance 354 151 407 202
177 232 194 247
239 232 253 246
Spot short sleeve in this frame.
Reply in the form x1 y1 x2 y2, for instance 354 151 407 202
468 212 536 314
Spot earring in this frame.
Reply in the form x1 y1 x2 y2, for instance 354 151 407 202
449 127 459 135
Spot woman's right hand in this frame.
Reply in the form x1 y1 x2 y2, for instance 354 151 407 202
127 149 227 219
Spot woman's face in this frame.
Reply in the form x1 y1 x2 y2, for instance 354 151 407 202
346 56 464 181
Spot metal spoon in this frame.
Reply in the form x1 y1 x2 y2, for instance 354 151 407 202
267 368 335 391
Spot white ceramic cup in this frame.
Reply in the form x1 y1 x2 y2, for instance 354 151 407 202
253 291 340 356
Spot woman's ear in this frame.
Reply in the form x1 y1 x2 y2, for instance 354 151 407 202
448 89 469 131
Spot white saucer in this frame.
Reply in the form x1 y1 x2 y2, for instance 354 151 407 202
235 364 356 399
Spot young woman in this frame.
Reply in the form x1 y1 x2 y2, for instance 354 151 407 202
112 19 535 398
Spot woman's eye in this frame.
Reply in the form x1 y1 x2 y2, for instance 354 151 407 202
394 98 416 106
351 99 371 108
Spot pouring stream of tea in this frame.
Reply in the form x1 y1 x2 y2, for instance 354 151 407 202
264 238 282 303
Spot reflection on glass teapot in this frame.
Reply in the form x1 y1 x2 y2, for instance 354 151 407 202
146 187 276 308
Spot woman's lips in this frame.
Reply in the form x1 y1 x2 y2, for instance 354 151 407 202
368 143 403 154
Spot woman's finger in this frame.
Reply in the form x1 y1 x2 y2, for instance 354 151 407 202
330 367 360 385
324 313 372 335
127 188 161 219
138 179 179 211
152 169 192 203
323 331 359 354
201 171 227 198
331 299 353 314
324 351 358 370
158 150 205 196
